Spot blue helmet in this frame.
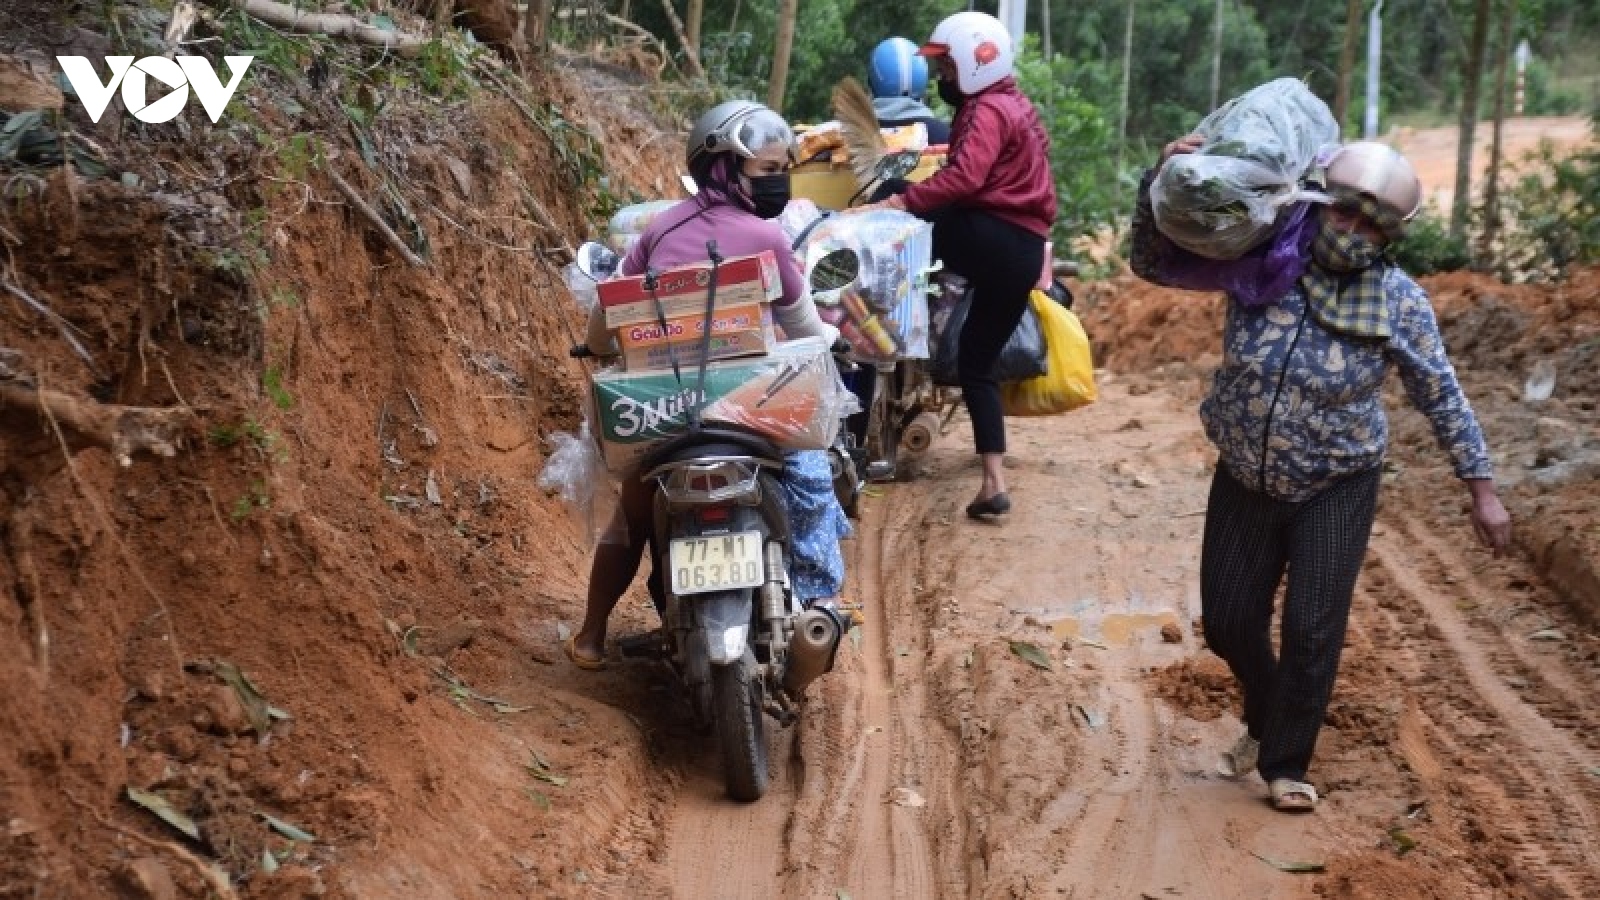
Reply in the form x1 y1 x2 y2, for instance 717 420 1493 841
867 37 928 100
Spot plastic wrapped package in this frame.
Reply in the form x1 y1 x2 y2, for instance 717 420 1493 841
536 420 619 546
606 199 679 254
589 337 859 474
1151 77 1339 260
794 210 934 360
564 262 600 312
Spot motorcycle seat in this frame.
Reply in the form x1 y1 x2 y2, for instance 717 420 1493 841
640 427 787 472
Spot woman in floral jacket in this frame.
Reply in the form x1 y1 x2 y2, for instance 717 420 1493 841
1131 138 1512 812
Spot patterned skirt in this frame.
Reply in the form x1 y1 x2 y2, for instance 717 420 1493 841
779 449 852 602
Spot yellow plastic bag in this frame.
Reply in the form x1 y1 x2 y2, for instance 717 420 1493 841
1001 290 1097 416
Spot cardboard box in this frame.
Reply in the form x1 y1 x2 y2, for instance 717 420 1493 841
591 338 846 473
617 303 777 371
597 251 782 328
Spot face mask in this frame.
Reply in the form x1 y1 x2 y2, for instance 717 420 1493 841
1312 219 1382 273
936 77 964 108
746 172 791 219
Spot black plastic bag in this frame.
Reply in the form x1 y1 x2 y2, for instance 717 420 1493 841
930 289 1047 387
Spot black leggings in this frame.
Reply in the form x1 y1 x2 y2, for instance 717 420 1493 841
930 210 1044 455
1199 465 1381 783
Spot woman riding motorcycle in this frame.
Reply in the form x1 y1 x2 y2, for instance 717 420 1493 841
567 101 851 669
857 11 1057 520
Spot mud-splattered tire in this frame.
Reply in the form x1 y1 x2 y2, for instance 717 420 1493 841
712 655 768 801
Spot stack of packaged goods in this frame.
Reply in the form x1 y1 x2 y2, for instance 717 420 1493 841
587 250 852 473
793 210 934 362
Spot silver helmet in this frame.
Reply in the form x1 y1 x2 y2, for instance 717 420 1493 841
685 100 795 170
1324 142 1422 226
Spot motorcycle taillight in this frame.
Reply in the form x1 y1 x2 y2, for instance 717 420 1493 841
698 505 731 525
688 473 728 492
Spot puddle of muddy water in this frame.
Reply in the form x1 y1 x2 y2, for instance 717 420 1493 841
1050 611 1181 647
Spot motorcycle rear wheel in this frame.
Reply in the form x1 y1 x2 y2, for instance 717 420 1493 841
712 652 769 801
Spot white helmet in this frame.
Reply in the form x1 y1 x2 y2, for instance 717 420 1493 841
919 11 1015 95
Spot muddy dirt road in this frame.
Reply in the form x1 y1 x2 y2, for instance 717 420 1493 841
590 361 1600 899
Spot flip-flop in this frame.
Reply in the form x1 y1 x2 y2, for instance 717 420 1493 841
965 492 1011 520
564 636 607 671
1268 778 1318 812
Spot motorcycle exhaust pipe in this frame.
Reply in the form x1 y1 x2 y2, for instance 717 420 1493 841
902 411 942 455
783 606 845 698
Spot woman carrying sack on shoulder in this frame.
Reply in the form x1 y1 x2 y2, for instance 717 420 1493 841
1131 138 1512 812
855 11 1057 521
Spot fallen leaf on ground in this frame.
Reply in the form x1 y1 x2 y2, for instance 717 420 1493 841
1076 705 1108 729
214 661 274 735
527 752 569 787
891 787 926 808
1388 827 1417 856
1251 852 1324 873
125 787 200 841
261 814 316 843
260 849 279 874
1528 627 1567 642
524 788 552 811
1008 640 1052 670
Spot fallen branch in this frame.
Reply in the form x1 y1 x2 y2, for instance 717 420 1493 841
655 0 706 79
325 168 426 267
214 0 426 55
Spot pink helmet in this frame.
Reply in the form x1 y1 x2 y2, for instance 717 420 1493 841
1324 142 1423 226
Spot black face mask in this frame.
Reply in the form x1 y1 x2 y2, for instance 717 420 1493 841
747 173 791 219
936 77 964 108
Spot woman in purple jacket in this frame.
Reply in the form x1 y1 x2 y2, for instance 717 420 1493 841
568 102 848 670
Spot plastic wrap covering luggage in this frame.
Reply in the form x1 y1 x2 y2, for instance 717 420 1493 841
789 209 934 361
1150 78 1339 260
605 199 679 255
588 337 859 474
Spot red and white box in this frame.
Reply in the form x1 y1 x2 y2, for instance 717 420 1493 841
600 251 783 328
618 302 777 370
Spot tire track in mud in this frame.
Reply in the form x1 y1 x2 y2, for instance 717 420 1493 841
1366 519 1600 899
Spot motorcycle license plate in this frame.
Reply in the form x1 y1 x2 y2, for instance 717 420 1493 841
668 531 764 595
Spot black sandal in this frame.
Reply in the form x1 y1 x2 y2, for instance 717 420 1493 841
965 492 1011 520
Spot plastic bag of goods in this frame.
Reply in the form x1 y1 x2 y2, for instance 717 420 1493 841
606 199 679 255
536 420 619 545
588 337 860 474
1000 291 1097 416
796 210 934 360
1150 77 1339 260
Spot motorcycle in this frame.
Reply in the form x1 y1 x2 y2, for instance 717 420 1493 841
568 240 859 802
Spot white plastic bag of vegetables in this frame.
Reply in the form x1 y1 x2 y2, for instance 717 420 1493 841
1150 78 1340 260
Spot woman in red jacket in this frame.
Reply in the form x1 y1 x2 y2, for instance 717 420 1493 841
859 11 1057 519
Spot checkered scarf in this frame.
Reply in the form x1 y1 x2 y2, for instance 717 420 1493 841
1301 196 1398 339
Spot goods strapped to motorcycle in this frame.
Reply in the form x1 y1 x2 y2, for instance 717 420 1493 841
786 140 957 491
561 238 861 802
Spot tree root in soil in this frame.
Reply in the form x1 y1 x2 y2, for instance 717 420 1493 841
0 380 193 468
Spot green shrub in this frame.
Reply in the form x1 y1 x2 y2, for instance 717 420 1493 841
1391 211 1471 275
